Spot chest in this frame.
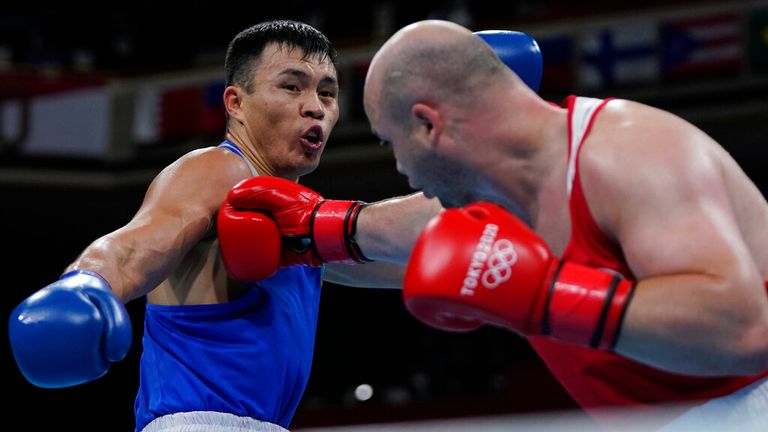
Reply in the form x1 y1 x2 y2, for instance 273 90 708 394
535 197 572 257
148 238 233 305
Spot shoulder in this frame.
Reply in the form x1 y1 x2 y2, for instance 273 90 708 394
146 145 254 213
160 146 252 188
177 145 248 172
584 99 716 178
577 99 720 233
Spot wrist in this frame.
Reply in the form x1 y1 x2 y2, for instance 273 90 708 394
541 261 635 349
312 200 372 264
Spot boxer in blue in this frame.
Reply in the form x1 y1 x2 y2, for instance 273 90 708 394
9 20 543 431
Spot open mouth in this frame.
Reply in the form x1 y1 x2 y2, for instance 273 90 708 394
300 125 324 152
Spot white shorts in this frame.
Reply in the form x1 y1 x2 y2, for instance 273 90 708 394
141 411 290 432
658 377 768 432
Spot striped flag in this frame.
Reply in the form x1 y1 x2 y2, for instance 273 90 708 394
578 20 659 89
660 13 743 80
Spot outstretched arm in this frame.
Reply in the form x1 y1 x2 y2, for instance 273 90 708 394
9 147 249 388
67 147 248 302
219 176 443 288
324 193 442 287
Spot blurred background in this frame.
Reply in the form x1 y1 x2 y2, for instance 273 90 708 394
2 0 768 430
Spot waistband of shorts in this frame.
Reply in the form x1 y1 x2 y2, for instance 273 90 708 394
141 411 289 432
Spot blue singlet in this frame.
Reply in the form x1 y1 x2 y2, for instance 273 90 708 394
134 142 323 431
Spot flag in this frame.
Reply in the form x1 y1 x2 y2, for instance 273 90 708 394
748 7 768 73
159 86 204 140
202 81 226 134
160 81 225 139
537 34 575 94
578 20 659 89
660 13 743 80
0 70 109 156
132 85 162 145
133 79 226 145
20 87 111 157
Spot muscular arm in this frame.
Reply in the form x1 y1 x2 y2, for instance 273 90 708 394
587 104 768 376
66 148 250 302
323 193 442 287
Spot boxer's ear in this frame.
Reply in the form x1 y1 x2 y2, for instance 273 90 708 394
412 103 443 150
224 86 245 123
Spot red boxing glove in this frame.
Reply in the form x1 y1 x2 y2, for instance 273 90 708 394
403 202 635 350
225 176 370 267
217 201 282 281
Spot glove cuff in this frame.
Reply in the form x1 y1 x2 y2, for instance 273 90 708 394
541 261 635 350
312 200 372 264
60 269 112 291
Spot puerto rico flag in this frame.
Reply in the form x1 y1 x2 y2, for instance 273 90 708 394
660 13 744 79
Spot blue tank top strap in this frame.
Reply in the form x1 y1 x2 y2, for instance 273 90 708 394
218 140 258 177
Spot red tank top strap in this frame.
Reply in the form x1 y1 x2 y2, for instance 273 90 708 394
561 96 629 274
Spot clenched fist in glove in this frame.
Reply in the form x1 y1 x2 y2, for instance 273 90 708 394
403 202 635 350
218 176 370 281
9 270 132 388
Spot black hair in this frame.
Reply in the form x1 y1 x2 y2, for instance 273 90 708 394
224 20 337 93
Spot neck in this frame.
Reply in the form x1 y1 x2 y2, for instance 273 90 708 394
224 130 297 181
476 90 568 226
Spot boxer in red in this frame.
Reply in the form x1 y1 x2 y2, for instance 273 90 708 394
366 19 768 430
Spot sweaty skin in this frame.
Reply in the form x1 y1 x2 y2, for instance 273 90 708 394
69 43 441 307
362 19 768 377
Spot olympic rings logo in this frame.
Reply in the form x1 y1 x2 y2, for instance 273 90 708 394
481 239 518 289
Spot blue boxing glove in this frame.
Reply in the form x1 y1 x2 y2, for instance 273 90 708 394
8 270 132 388
475 30 543 92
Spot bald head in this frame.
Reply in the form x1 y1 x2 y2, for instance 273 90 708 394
364 20 507 126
